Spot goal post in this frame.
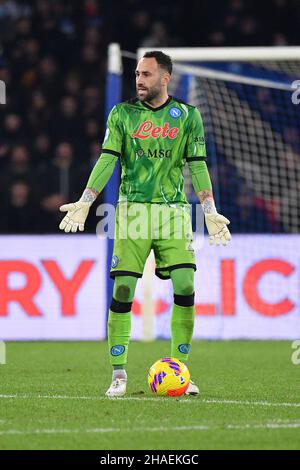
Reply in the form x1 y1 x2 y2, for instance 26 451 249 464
105 44 122 331
138 46 300 62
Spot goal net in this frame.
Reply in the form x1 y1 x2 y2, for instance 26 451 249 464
138 47 300 234
105 45 300 340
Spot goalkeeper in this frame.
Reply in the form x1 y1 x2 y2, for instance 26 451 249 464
59 51 231 397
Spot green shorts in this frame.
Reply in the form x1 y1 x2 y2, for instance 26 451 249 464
110 202 196 280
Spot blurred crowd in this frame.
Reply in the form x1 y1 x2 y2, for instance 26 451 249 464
111 0 299 50
0 0 298 233
0 0 106 232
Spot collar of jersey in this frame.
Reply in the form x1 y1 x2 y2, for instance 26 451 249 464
140 95 172 112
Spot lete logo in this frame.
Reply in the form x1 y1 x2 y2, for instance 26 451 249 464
131 121 179 139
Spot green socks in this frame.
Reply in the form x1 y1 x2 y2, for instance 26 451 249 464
171 303 195 362
108 276 138 368
108 310 131 366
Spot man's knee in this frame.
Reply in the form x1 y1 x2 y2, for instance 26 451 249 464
113 276 137 303
177 282 194 296
172 269 194 296
115 284 131 302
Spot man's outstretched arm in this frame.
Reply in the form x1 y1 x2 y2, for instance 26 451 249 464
59 151 118 233
59 104 123 233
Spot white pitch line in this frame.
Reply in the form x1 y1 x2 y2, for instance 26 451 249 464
0 394 98 401
0 422 300 437
228 422 300 430
0 394 162 402
202 399 300 408
0 425 210 436
0 394 300 408
0 428 118 436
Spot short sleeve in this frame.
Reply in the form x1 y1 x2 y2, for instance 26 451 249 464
185 107 207 162
102 105 123 157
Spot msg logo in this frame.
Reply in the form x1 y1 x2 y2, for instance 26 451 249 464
291 340 300 365
0 341 6 365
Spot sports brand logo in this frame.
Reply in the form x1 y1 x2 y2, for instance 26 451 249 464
169 107 182 118
131 121 179 139
111 345 125 356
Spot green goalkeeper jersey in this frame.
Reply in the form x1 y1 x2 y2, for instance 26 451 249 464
102 96 206 204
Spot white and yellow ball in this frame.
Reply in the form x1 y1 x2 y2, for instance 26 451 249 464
148 357 190 397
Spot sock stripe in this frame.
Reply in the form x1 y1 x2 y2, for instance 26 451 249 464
174 293 195 307
110 297 132 313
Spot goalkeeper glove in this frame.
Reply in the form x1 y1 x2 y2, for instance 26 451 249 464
205 213 231 246
59 201 92 233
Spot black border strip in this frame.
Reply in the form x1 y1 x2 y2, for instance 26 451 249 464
174 292 195 307
141 96 172 112
155 263 197 280
101 148 121 158
110 270 143 279
186 156 207 162
110 297 133 313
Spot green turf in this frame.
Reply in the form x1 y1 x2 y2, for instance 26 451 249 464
0 340 299 450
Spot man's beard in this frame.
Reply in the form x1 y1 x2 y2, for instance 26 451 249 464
136 86 160 103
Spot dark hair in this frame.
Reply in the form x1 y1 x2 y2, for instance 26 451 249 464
142 51 172 75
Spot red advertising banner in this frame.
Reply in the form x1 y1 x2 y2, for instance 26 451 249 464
0 236 107 340
1 235 299 340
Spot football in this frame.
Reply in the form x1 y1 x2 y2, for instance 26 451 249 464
148 357 190 397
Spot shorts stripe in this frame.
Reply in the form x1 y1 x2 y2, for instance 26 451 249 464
155 263 196 280
110 270 143 279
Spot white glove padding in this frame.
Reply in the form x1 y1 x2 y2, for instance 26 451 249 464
205 213 231 246
59 201 91 233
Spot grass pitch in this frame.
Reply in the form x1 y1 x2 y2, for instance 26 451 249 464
0 340 299 450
